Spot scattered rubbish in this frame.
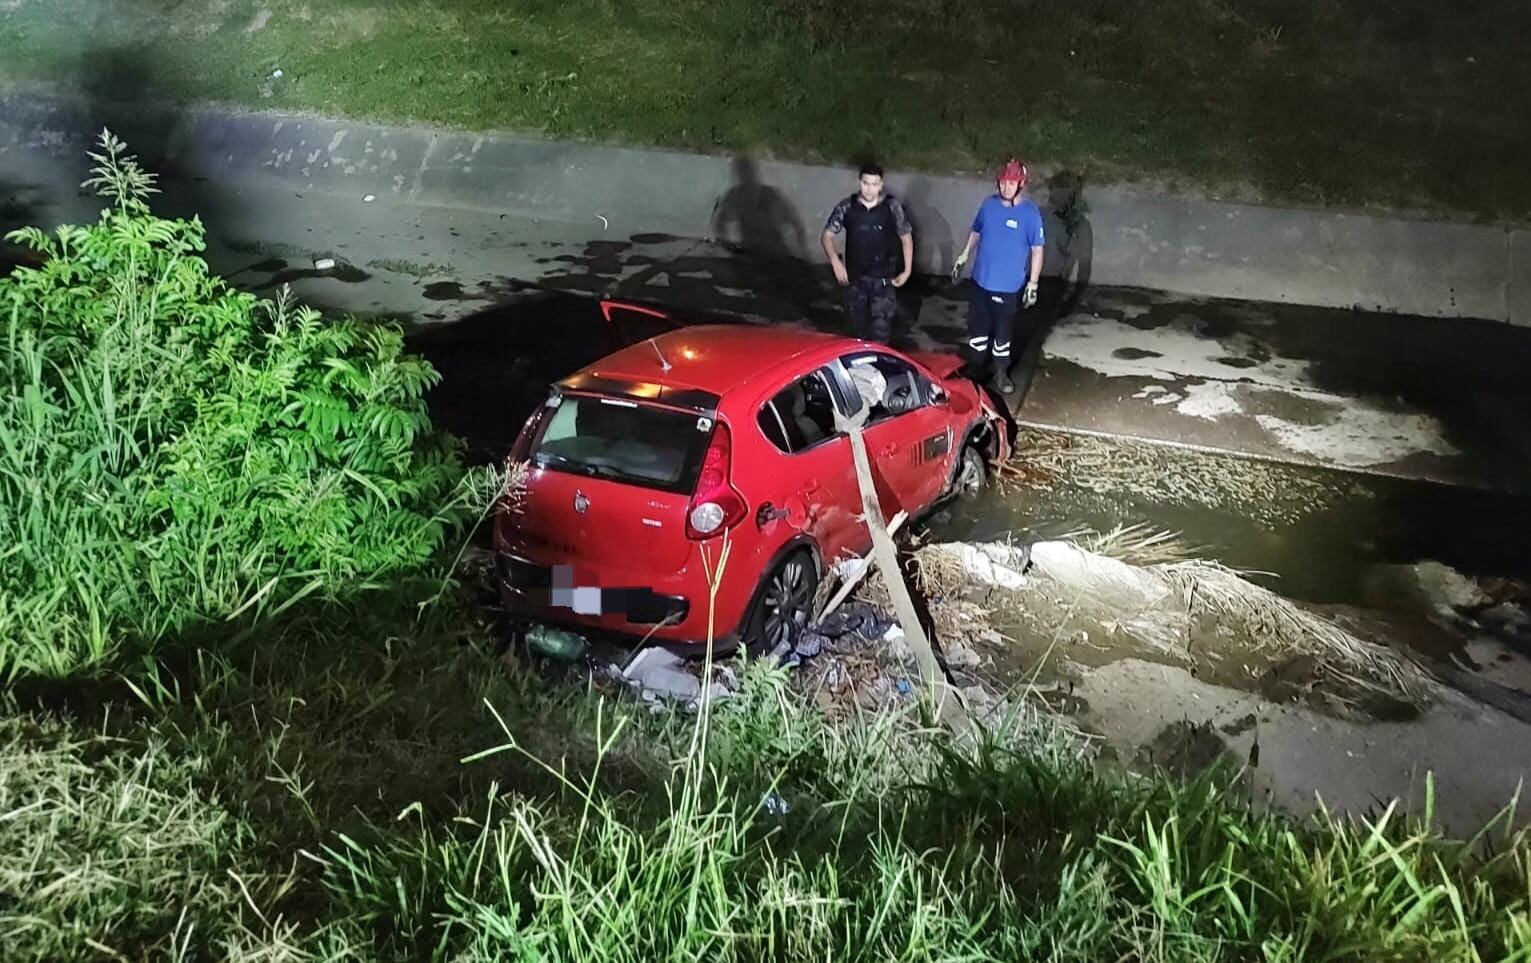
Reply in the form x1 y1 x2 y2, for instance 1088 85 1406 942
312 256 336 271
823 663 848 691
1483 602 1529 633
815 601 895 646
895 679 912 695
622 646 701 703
270 68 284 79
1363 560 1491 620
362 194 377 203
794 630 825 659
996 427 1358 531
944 643 981 669
595 214 609 229
819 511 909 619
761 791 790 815
950 542 1031 589
525 624 589 662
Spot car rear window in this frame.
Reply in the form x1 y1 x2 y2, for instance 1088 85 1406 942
529 394 712 493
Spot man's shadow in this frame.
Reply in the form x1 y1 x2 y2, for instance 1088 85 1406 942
897 176 956 348
1009 170 1094 405
710 156 827 322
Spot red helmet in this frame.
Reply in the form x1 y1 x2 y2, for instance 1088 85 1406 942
997 158 1028 189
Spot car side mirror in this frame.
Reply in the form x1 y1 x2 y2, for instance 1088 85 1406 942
926 381 947 406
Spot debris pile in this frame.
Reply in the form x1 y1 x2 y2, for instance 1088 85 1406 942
996 428 1364 529
909 538 1444 713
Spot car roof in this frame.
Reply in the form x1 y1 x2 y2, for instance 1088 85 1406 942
573 324 865 398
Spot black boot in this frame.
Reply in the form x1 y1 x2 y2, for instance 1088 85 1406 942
994 364 1014 394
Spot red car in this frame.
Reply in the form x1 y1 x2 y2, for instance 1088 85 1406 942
493 309 1011 653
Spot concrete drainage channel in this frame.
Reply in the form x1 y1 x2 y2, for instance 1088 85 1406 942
7 97 1531 832
481 423 1531 836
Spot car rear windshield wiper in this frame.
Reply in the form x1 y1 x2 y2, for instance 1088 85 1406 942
536 452 622 481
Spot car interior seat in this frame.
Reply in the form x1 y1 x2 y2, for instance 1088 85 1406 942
790 385 827 447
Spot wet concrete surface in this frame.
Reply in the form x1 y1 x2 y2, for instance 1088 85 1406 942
930 428 1531 607
5 150 1531 490
1078 658 1531 836
926 428 1531 704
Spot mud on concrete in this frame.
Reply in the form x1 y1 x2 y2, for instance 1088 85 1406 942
876 536 1531 834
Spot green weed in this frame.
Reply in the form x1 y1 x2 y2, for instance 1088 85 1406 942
0 133 478 679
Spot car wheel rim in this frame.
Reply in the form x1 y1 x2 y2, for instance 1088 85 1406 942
762 558 811 650
959 450 984 494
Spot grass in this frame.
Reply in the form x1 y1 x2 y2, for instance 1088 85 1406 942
2 0 1529 220
4 579 1531 960
1 136 477 679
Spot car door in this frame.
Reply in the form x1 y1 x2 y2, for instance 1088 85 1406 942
749 365 868 567
837 350 958 517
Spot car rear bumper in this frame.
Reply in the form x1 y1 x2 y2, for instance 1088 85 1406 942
495 551 739 647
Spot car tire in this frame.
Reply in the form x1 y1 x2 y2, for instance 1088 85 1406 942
954 444 988 501
743 550 819 656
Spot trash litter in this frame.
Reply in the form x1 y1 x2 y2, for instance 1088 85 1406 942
270 68 284 79
943 643 981 669
948 542 1031 590
362 193 377 203
1363 560 1490 619
816 600 894 642
525 624 588 662
824 663 848 691
622 647 700 703
794 628 826 659
885 632 915 665
761 791 791 815
895 679 913 695
312 256 336 271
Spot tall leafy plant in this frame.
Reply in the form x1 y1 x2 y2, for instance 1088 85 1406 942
0 132 473 678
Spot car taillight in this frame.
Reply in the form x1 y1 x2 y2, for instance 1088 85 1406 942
685 422 746 540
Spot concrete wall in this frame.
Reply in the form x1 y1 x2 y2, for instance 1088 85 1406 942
4 92 1528 325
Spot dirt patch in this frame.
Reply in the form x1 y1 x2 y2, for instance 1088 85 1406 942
1138 720 1238 779
245 8 272 32
322 7 381 40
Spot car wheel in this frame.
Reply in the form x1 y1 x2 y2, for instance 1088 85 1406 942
955 444 988 500
745 551 819 656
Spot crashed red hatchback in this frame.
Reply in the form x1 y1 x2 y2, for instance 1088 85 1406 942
493 317 1010 652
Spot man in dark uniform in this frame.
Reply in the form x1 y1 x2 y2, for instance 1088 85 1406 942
820 164 913 344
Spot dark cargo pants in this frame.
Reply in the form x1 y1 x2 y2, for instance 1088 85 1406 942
843 274 897 343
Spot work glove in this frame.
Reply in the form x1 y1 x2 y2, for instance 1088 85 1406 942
1022 281 1039 308
949 251 968 283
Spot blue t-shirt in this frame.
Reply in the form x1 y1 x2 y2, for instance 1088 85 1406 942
971 195 1044 294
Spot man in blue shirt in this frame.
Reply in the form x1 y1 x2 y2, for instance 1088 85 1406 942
952 158 1044 393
